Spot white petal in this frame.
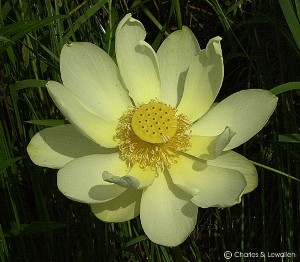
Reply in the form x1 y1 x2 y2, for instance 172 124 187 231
157 26 200 107
27 124 117 169
177 37 223 121
47 81 117 148
192 89 278 150
91 189 142 222
140 172 198 246
115 14 160 103
60 42 131 121
187 127 235 160
103 165 156 189
169 156 247 208
57 154 127 204
207 151 258 194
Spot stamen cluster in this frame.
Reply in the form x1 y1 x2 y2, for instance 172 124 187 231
114 101 191 171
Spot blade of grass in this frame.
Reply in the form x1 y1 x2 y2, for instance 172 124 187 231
0 224 9 261
251 161 300 182
279 0 300 51
61 0 108 44
269 82 300 95
26 119 65 127
279 134 300 143
0 15 65 54
174 0 182 29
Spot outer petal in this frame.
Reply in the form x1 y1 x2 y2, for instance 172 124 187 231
177 37 223 122
60 42 131 121
115 13 160 103
102 165 156 189
169 156 247 208
207 151 258 194
57 154 127 204
47 81 117 148
157 26 200 107
192 89 278 150
91 189 142 223
140 172 198 246
187 127 235 160
27 124 117 169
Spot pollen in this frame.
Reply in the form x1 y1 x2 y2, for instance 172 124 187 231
114 101 191 171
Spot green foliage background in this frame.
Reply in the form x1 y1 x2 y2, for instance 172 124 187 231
0 0 299 261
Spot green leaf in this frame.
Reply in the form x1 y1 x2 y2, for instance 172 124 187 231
279 134 300 143
0 15 65 53
12 79 47 91
0 157 22 171
125 235 148 247
279 0 300 51
269 82 300 95
9 222 66 236
61 0 108 44
252 161 300 182
26 119 65 127
0 36 14 43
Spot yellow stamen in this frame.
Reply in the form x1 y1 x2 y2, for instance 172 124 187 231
114 101 191 171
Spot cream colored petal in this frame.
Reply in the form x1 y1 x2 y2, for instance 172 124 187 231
207 151 258 194
91 189 142 223
27 124 117 169
60 42 131 121
102 165 156 189
47 81 117 148
157 26 200 107
57 154 127 204
177 37 223 121
187 127 235 160
192 89 278 150
140 172 198 246
169 156 247 208
115 13 160 103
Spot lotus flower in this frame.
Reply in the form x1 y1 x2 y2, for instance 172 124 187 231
27 13 278 246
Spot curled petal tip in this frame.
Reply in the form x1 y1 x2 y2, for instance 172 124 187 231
102 171 140 189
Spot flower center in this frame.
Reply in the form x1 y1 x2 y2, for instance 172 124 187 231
131 102 178 143
115 101 191 171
